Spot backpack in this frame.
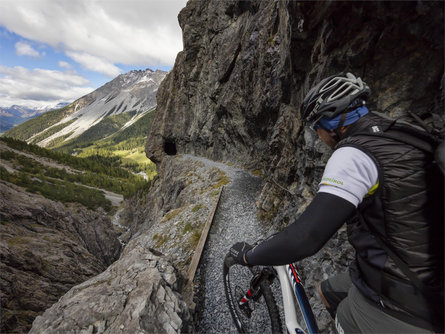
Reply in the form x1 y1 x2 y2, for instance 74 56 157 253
355 111 444 331
360 111 444 175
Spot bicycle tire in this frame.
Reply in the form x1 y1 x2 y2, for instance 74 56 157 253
223 254 283 333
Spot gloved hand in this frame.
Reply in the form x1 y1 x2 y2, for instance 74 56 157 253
229 242 252 266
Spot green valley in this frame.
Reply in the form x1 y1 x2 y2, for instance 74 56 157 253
1 69 162 216
54 109 157 180
3 107 157 184
4 104 76 141
0 137 152 212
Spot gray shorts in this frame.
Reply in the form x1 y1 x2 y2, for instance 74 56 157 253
321 273 433 333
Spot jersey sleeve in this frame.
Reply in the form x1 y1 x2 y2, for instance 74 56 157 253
318 147 379 207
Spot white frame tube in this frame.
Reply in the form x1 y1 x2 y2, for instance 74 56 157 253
274 265 306 334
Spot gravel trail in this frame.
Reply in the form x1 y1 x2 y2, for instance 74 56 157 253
192 159 275 333
186 154 347 334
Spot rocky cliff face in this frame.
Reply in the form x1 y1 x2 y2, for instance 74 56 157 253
30 242 192 334
0 181 122 333
27 154 232 333
146 0 444 222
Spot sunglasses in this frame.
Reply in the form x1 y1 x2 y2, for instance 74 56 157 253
309 117 337 137
309 115 323 132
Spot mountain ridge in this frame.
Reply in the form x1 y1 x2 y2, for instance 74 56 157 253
4 68 166 148
0 103 69 133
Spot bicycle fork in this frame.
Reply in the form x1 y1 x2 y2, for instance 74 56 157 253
238 267 275 318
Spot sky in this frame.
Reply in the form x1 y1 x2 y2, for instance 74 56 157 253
0 0 188 109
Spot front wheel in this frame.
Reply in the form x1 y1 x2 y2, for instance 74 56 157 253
223 254 282 333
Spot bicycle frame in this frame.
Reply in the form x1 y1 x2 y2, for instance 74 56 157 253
274 264 319 334
224 254 319 334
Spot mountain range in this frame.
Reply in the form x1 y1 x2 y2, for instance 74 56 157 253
0 103 69 133
4 68 166 150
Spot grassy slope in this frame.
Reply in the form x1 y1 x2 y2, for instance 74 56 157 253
3 105 75 141
48 111 139 151
28 119 77 144
0 137 151 212
58 110 157 179
2 106 157 208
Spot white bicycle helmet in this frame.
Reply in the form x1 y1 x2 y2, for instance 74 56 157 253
301 72 371 125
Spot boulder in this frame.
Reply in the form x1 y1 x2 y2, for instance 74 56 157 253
30 242 192 334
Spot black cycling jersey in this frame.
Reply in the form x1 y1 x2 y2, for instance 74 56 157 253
245 192 355 266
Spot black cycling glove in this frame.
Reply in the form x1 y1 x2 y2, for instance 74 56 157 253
229 242 252 265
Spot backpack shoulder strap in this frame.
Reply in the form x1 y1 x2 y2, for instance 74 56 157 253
356 128 435 153
352 112 440 155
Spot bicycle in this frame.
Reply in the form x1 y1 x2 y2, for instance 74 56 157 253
223 252 319 334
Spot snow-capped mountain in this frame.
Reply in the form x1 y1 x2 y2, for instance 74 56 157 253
4 68 166 147
0 103 69 133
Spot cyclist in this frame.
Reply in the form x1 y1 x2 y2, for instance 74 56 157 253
229 73 444 333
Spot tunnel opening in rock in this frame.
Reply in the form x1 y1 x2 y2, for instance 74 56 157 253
163 140 177 156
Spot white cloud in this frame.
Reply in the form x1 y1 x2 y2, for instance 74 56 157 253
66 51 122 77
0 0 187 72
0 65 94 108
15 41 40 57
58 61 71 69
